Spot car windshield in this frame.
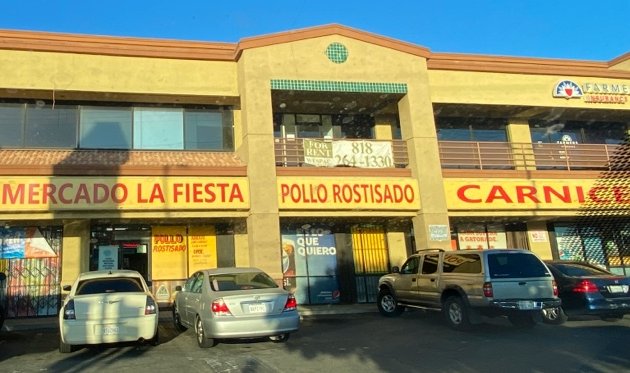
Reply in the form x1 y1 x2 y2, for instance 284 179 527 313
209 271 278 291
488 253 551 279
76 278 144 295
551 263 612 277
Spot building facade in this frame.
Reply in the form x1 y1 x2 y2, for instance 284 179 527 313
0 25 628 317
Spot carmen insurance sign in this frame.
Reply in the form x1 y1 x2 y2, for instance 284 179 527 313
1 176 249 211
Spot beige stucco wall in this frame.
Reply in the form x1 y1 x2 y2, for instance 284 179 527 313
386 231 408 268
0 49 238 97
238 35 452 271
428 70 630 111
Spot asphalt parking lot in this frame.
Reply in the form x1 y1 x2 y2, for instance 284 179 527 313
1 309 629 373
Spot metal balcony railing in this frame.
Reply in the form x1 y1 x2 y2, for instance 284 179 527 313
274 138 627 171
438 141 626 171
274 137 409 168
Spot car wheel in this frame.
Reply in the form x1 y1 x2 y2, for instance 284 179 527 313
195 316 215 348
443 296 471 331
541 307 568 325
172 303 187 332
377 289 404 317
59 335 74 353
508 314 537 329
269 333 290 343
600 314 624 322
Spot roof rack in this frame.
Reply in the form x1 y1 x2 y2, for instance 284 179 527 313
416 248 445 253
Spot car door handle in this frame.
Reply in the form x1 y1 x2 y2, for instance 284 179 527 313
412 278 416 282
519 282 526 285
430 279 436 282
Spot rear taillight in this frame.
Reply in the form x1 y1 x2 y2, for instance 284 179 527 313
283 294 297 311
482 282 493 298
211 298 232 316
552 280 559 297
573 280 599 293
145 296 157 315
63 300 76 320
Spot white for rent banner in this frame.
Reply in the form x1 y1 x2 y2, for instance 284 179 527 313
303 139 394 168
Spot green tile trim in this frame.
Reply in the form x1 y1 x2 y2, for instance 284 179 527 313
326 42 349 64
271 79 407 94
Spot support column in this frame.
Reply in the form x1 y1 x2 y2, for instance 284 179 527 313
507 119 535 170
398 67 451 251
374 114 395 140
237 52 282 281
61 220 90 287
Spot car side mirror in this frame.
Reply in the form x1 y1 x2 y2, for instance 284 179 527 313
62 285 71 292
392 266 400 273
175 285 182 291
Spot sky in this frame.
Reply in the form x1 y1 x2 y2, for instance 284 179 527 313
0 0 628 62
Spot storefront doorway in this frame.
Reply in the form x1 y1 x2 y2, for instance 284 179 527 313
90 224 151 280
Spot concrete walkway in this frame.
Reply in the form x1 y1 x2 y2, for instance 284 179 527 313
2 303 378 332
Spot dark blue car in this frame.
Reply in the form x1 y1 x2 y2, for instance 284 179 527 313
541 261 630 324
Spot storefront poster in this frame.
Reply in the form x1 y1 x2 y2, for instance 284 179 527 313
429 225 449 241
555 226 584 261
98 245 119 270
457 225 507 250
151 226 188 280
457 228 489 250
1 227 57 259
187 226 217 275
24 227 57 258
308 277 341 304
1 228 25 259
530 231 548 243
281 225 340 304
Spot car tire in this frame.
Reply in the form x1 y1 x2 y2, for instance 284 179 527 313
59 336 74 353
443 296 471 331
600 314 624 322
541 307 568 325
269 333 290 343
195 316 216 348
172 303 187 332
508 314 537 329
377 288 404 317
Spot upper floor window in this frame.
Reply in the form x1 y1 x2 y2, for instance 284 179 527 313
436 117 507 142
530 120 627 145
0 101 234 151
273 113 377 139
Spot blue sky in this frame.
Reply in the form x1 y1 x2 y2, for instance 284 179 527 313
1 0 628 61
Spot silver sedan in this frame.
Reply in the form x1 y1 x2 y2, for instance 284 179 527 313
173 267 300 348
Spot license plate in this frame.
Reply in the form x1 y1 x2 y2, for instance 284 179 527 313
248 304 267 313
608 285 629 293
103 325 119 335
517 301 540 310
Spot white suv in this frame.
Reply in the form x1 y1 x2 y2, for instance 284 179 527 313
377 249 561 330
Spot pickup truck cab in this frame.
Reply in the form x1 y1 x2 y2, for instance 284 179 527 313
377 249 561 330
